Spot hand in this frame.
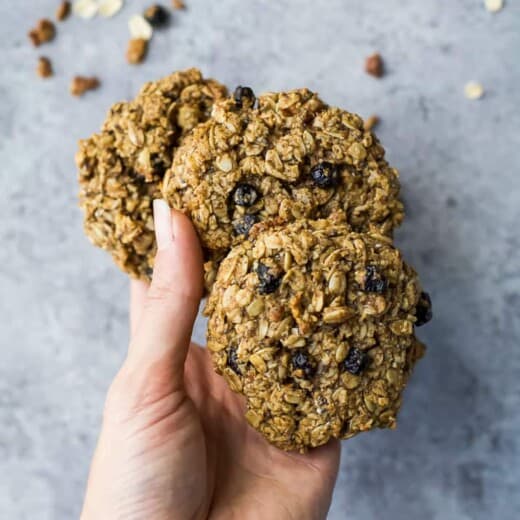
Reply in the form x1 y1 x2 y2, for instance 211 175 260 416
81 200 341 520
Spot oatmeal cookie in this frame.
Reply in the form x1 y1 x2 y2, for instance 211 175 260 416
206 220 430 451
163 87 404 288
77 68 227 279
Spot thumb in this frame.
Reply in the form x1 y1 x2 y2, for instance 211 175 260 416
126 200 203 386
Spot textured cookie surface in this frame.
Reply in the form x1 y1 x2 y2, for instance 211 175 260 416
77 68 227 279
206 220 429 451
163 88 404 288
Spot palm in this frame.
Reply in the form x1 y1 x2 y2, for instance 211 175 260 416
183 343 341 520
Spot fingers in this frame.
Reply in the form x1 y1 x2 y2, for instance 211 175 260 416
129 280 149 338
126 200 204 387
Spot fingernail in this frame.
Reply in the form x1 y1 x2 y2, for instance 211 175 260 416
153 199 173 251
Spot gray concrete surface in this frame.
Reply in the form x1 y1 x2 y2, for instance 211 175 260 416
1 0 519 518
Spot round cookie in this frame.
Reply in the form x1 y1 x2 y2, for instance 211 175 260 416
163 87 404 288
206 220 431 452
77 68 227 279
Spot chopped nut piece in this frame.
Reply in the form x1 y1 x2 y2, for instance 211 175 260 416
73 0 99 19
98 0 124 18
144 4 170 27
37 57 53 78
364 115 380 131
464 81 484 100
129 14 153 40
172 0 185 9
126 38 148 64
56 1 71 21
70 76 100 96
484 0 504 12
365 53 384 78
28 19 56 47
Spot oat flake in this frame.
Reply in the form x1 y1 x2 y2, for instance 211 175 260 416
129 14 153 40
73 0 99 19
98 0 124 18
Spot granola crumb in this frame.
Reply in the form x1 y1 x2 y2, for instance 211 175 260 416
126 38 149 64
172 0 185 9
28 19 56 47
464 81 484 100
364 115 380 131
70 76 100 96
484 0 504 13
365 53 384 78
37 57 54 78
56 1 71 21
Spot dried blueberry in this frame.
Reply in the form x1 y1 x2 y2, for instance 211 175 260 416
341 347 367 375
231 183 260 207
415 291 433 326
226 347 241 375
233 86 256 108
364 265 388 293
291 350 315 378
256 263 281 294
233 214 258 236
144 4 170 27
310 162 339 188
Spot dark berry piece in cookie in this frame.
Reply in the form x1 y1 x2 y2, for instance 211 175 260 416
256 263 281 294
226 347 242 374
415 291 433 326
233 214 259 236
341 347 367 375
231 183 260 207
144 4 170 27
364 265 388 293
233 86 256 108
310 162 339 188
291 350 315 378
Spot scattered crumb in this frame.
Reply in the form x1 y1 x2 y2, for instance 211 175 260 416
365 53 384 78
73 0 100 19
37 57 54 78
56 1 71 21
98 0 124 18
70 76 100 96
144 4 170 27
484 0 504 13
126 38 149 64
172 0 185 9
364 115 380 131
129 14 153 40
464 81 484 100
28 19 56 47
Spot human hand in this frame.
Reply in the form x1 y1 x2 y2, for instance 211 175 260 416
80 200 341 520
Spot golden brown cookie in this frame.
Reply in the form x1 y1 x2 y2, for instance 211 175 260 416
77 68 227 279
163 87 404 289
206 220 430 452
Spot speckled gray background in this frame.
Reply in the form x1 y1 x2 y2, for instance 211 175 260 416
1 1 519 519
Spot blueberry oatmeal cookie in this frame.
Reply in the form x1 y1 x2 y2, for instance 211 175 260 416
205 220 431 452
77 68 227 279
162 87 404 289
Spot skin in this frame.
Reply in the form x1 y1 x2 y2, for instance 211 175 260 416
80 202 341 520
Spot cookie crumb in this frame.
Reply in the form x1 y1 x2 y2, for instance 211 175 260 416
144 4 170 27
70 76 100 96
484 0 504 12
365 53 384 78
56 1 71 21
37 57 53 78
129 14 153 40
28 19 56 47
172 0 185 9
464 81 484 100
126 38 149 64
364 115 380 131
